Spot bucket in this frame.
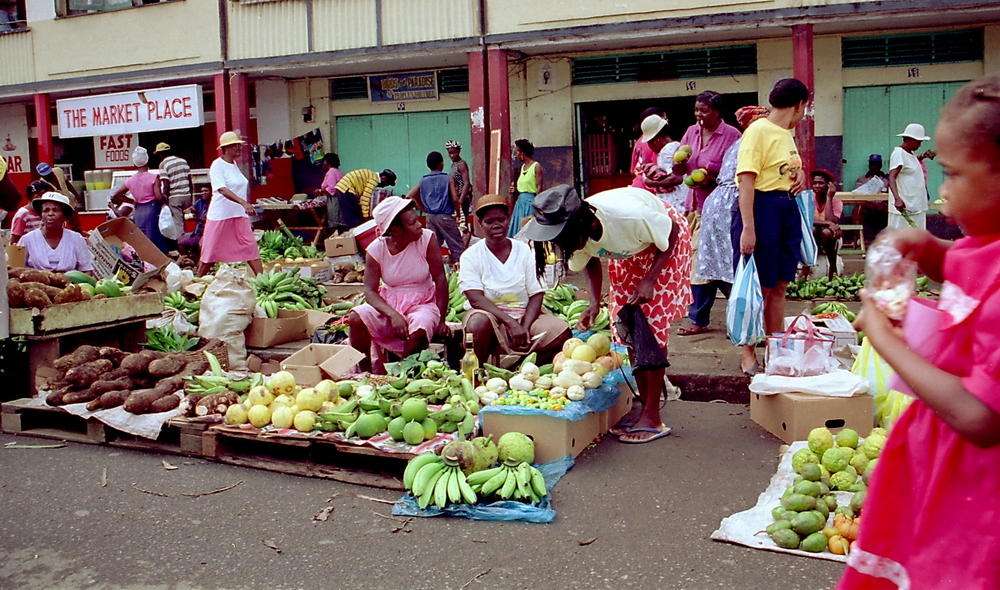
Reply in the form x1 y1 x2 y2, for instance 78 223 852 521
888 297 944 396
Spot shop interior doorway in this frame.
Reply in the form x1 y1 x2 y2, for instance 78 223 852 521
576 92 757 196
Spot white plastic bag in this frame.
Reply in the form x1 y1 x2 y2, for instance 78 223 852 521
147 307 197 336
158 204 181 240
163 262 194 294
749 369 870 397
197 265 255 371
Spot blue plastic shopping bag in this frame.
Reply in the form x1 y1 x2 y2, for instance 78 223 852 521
726 255 765 346
795 190 818 266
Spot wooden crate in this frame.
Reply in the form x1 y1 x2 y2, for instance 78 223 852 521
9 292 164 336
1 398 108 445
203 425 408 490
106 416 215 457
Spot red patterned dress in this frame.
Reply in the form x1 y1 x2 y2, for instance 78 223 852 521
568 187 692 349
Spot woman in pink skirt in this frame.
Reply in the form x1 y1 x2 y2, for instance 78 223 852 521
348 196 449 373
198 131 262 276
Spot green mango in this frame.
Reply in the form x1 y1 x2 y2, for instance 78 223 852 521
799 531 827 553
781 493 816 512
791 511 825 536
766 520 793 535
770 528 800 549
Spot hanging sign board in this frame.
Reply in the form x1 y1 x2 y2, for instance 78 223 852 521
368 71 438 103
56 84 205 138
0 103 30 174
93 134 140 168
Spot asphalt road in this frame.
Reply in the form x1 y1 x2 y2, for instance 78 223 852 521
0 400 843 590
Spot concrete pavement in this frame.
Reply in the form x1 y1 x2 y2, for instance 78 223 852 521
0 400 843 590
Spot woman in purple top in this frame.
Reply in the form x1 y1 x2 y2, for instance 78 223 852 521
677 91 741 336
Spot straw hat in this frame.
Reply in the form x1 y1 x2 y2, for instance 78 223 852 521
640 115 669 142
32 191 74 217
218 131 246 149
897 123 930 141
473 194 509 217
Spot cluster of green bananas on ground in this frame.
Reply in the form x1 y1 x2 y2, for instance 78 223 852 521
163 291 202 325
252 270 325 317
786 273 865 300
467 460 547 503
318 295 363 317
257 222 323 263
811 302 856 322
444 271 467 323
405 454 478 509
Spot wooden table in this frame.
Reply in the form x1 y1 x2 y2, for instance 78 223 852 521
834 192 887 253
257 203 325 245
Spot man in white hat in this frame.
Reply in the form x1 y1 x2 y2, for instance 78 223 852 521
887 123 930 230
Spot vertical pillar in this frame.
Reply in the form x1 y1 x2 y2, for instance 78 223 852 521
229 72 252 143
467 50 489 198
34 93 53 165
213 72 230 142
487 49 512 195
792 24 816 175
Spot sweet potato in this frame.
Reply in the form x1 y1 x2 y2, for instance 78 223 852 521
22 288 51 310
149 395 181 413
53 345 101 372
194 392 239 416
86 389 131 411
98 347 128 365
148 357 185 377
9 268 54 285
62 388 102 404
153 376 186 396
121 353 153 376
54 284 89 304
6 280 25 308
178 360 210 377
184 394 205 415
19 282 63 300
103 367 130 381
139 350 166 361
130 375 156 389
46 387 71 406
123 390 168 414
65 359 114 387
87 377 133 398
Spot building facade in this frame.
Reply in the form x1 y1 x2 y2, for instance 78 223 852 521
1 0 997 202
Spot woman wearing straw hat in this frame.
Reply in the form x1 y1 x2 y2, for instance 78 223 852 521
18 192 93 273
347 196 449 373
110 146 169 253
197 132 262 276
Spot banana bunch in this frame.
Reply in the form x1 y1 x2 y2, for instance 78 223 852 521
319 296 361 317
467 460 547 503
543 285 610 330
316 397 360 432
405 454 478 509
257 222 324 263
811 301 856 322
163 292 202 325
252 270 325 317
184 352 263 396
444 271 467 323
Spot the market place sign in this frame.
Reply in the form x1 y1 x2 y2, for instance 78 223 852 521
56 84 205 139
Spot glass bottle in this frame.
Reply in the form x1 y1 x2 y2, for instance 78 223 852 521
460 333 479 386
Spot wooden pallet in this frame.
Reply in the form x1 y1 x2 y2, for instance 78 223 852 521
1 398 108 445
203 426 408 490
106 416 216 457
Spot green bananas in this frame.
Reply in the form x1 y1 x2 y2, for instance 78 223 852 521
252 269 325 317
543 285 609 330
407 454 478 508
466 460 547 504
444 271 467 323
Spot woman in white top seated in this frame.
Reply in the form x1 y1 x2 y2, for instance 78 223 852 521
459 194 570 364
18 192 94 273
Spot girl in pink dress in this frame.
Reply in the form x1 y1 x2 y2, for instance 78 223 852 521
348 197 448 373
837 75 1000 589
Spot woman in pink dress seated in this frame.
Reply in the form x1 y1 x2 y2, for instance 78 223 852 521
348 197 449 373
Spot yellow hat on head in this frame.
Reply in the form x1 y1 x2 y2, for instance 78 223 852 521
154 142 171 154
218 131 246 149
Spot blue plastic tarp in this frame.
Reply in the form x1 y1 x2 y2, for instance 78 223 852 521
391 455 574 523
478 365 635 421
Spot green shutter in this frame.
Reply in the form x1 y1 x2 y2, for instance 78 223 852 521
572 45 756 85
842 30 982 68
330 77 369 101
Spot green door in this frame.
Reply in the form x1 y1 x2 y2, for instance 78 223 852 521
842 81 967 204
335 110 472 194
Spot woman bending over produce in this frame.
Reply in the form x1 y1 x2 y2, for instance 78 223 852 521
348 197 449 373
459 194 570 364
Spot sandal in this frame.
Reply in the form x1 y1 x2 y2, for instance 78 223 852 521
677 323 710 336
742 361 762 377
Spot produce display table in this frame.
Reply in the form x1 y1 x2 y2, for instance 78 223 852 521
10 293 164 398
256 203 325 245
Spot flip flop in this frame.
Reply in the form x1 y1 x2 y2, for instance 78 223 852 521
618 426 672 444
677 324 710 336
742 361 762 377
609 422 636 436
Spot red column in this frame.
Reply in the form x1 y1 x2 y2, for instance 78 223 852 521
467 50 489 198
792 24 816 175
487 49 512 195
34 93 53 166
213 73 230 143
229 72 252 143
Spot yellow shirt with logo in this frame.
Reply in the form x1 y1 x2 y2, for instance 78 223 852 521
736 118 802 192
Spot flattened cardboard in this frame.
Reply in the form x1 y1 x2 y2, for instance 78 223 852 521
302 309 335 336
280 344 364 386
324 235 358 257
245 310 309 349
482 411 601 463
750 391 873 444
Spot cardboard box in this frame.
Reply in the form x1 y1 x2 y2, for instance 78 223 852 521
280 344 364 386
325 235 359 257
245 310 310 349
323 282 365 301
750 392 873 444
5 245 25 267
784 315 857 349
88 218 171 285
302 309 336 336
481 411 601 463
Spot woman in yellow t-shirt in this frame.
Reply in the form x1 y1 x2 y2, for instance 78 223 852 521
733 78 810 375
508 139 544 237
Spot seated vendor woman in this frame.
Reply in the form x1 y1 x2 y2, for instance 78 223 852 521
459 194 571 364
348 197 449 374
18 192 94 274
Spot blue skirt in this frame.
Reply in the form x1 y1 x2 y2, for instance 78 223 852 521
133 201 170 253
508 192 536 237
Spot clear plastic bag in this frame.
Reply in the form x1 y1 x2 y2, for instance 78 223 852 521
864 242 917 320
